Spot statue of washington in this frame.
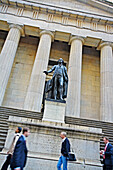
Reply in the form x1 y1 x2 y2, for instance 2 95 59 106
44 58 68 100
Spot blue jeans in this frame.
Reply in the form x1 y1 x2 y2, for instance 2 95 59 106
57 155 68 170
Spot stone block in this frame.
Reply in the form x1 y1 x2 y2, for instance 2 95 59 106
2 116 102 170
43 99 66 123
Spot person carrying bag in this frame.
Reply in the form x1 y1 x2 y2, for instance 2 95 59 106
68 147 77 161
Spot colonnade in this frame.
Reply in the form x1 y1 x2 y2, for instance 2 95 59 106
0 24 113 122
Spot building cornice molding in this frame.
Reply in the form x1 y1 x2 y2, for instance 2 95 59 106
1 0 113 25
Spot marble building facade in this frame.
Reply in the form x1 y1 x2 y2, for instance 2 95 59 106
0 0 113 169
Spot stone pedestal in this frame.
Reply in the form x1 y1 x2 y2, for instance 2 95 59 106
43 99 66 123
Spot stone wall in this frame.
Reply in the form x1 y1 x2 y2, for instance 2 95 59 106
81 46 100 120
1 116 102 170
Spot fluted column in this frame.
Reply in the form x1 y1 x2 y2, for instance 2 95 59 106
99 42 113 122
66 36 84 117
24 30 54 112
0 24 23 105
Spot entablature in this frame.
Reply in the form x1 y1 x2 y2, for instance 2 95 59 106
1 19 112 48
1 0 113 26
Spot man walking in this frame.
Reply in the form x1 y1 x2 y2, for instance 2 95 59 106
1 127 22 170
10 127 30 170
100 137 113 170
57 132 70 170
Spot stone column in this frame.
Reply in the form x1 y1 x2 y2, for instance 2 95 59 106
0 24 23 105
66 36 84 117
24 30 54 112
99 42 113 122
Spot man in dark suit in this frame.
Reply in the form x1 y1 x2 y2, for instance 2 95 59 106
100 137 113 170
10 128 30 170
57 132 70 170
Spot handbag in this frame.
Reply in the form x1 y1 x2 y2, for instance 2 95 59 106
68 149 77 161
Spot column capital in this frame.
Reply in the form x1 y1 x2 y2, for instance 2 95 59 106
69 36 84 45
40 30 54 42
8 23 25 37
98 41 113 50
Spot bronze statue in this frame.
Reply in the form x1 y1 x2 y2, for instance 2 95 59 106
44 58 68 100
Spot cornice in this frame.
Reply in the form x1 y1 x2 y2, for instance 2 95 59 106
1 0 113 25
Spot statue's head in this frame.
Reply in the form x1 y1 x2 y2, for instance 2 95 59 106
58 58 64 65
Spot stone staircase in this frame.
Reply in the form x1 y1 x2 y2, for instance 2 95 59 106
0 106 43 151
0 106 113 152
0 114 9 151
65 116 113 150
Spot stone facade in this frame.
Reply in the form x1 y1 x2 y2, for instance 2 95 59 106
0 33 101 120
0 0 113 169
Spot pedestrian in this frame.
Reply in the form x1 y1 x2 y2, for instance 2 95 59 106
57 132 70 170
100 136 113 170
1 127 22 170
10 127 30 170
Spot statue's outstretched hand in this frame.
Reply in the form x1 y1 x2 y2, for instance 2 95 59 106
43 71 48 75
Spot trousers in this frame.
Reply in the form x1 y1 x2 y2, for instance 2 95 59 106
1 154 12 170
57 155 68 170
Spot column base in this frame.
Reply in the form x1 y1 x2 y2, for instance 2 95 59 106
43 99 66 123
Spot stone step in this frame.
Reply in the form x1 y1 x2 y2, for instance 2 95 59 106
0 140 6 145
0 145 4 150
0 106 43 120
0 136 7 141
65 117 113 126
0 115 8 118
0 133 7 137
0 123 8 127
102 130 113 134
101 133 113 138
0 119 9 123
0 129 8 134
0 111 42 118
0 126 8 130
